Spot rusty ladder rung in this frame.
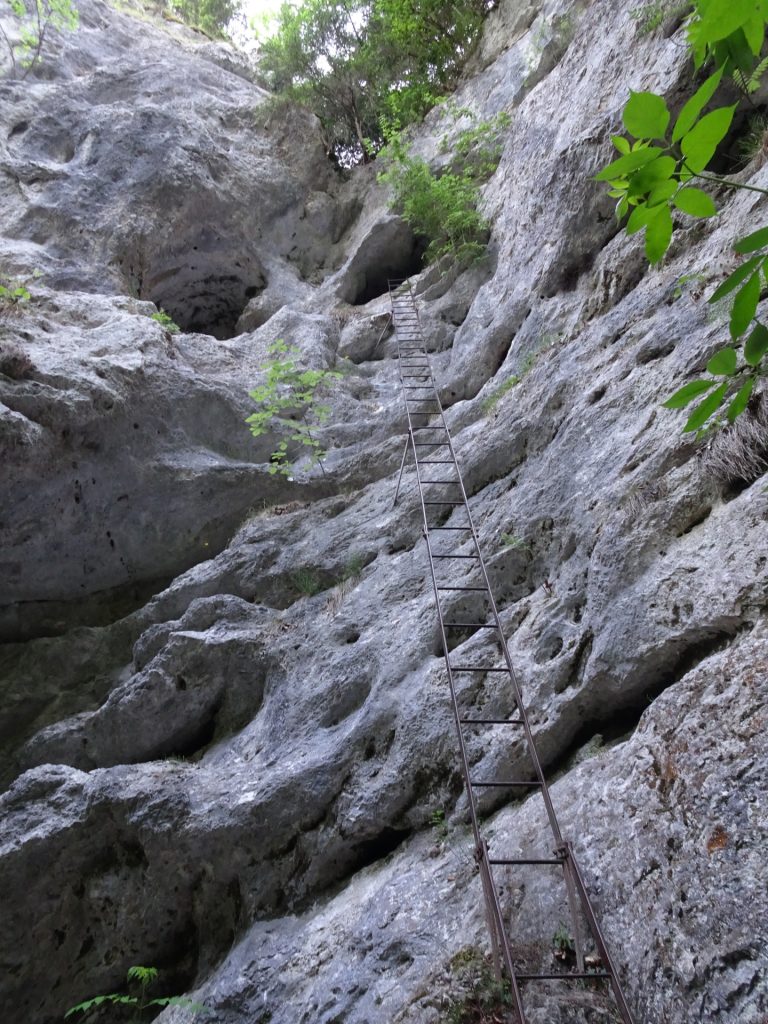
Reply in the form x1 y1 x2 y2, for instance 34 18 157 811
517 973 611 981
471 780 543 788
460 718 524 725
489 857 565 865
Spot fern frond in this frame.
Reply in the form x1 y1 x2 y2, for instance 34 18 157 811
748 55 768 93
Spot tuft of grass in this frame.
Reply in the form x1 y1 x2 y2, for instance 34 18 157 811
630 0 692 34
700 391 768 486
290 568 323 597
340 553 365 582
737 114 768 166
481 375 519 414
151 309 181 334
443 947 515 1024
500 532 529 551
324 553 366 616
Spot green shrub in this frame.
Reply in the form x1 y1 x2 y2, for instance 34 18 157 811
246 339 341 478
378 111 509 267
0 280 30 306
151 309 181 334
379 156 488 266
167 0 240 36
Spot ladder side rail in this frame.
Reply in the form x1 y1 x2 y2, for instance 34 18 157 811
563 843 636 1024
415 334 637 1020
389 282 636 1024
393 305 572 993
397 361 528 1024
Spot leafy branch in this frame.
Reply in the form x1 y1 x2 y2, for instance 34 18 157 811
597 0 768 436
65 965 206 1022
245 339 341 477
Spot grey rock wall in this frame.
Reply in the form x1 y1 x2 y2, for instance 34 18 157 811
0 0 766 1023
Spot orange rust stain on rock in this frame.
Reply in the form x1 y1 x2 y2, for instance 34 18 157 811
706 825 728 854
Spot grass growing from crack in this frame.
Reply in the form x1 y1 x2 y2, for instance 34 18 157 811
290 568 323 597
500 532 529 552
481 375 520 414
324 553 366 616
442 947 515 1024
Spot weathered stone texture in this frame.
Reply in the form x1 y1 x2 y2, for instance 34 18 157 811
0 0 766 1022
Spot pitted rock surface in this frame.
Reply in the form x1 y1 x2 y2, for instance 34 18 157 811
0 0 766 1023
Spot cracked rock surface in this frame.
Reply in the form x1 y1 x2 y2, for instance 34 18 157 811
0 1 766 1023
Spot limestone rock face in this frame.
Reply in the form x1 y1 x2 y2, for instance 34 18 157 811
1 1 767 1024
0 0 349 638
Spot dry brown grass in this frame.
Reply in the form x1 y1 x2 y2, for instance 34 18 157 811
700 392 768 487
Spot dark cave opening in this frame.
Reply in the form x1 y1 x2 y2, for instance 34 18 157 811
350 245 425 305
353 826 412 871
120 231 267 340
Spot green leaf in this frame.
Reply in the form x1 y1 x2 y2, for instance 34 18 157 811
673 187 717 218
662 379 715 408
626 203 655 235
612 135 631 154
681 105 738 173
727 376 755 421
647 180 679 206
672 66 725 143
595 146 664 181
709 255 762 302
65 995 133 1017
693 0 758 44
744 322 768 364
730 271 761 339
734 226 768 253
628 155 677 195
623 91 670 140
645 204 674 263
706 347 738 375
742 13 765 53
148 996 205 1008
683 382 729 432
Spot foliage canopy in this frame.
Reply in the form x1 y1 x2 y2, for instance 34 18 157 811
168 0 241 37
257 0 498 163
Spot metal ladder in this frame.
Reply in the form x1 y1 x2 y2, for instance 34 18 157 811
387 278 636 1024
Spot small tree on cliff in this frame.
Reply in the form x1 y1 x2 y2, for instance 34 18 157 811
0 0 78 79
